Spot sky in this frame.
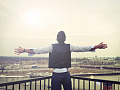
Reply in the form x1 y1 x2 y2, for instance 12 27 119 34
0 0 120 57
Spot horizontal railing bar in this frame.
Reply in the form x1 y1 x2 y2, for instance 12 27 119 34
1 74 120 89
72 73 120 77
71 76 120 84
0 76 52 87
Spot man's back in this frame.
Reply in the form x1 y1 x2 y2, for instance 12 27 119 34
49 44 71 68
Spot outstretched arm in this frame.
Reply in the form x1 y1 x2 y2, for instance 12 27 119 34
14 45 52 55
70 42 107 52
90 42 107 51
14 46 35 55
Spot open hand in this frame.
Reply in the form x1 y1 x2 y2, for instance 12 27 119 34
96 42 107 49
14 46 24 55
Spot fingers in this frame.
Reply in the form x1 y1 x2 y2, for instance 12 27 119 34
99 42 103 45
14 46 23 55
101 44 107 49
103 44 107 49
97 42 108 49
14 49 20 55
14 52 20 55
14 49 19 53
19 46 22 49
101 42 103 44
14 51 20 55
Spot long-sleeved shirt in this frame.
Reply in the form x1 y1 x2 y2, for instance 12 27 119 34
29 44 95 73
30 44 94 55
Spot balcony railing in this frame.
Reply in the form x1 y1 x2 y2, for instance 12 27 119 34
0 73 120 90
0 76 52 90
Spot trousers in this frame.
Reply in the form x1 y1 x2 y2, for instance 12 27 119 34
51 71 72 90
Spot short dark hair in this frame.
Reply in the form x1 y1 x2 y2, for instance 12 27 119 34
57 31 66 44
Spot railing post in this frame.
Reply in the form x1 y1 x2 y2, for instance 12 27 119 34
89 80 90 90
83 80 85 90
94 81 96 90
118 84 119 90
6 86 7 90
40 80 41 90
48 79 50 90
74 79 75 90
19 83 20 90
78 79 79 90
107 83 108 90
12 84 14 90
35 81 37 90
100 82 102 90
73 79 75 90
30 81 32 90
24 82 26 90
44 79 46 90
114 84 115 90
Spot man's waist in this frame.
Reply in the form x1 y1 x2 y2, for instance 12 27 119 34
53 68 68 73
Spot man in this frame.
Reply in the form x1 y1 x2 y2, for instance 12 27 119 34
14 31 107 90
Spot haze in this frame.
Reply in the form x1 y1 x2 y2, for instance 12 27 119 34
0 0 120 57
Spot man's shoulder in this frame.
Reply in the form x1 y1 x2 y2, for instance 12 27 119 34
52 43 70 49
52 43 70 45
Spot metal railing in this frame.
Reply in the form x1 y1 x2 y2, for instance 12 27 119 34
71 75 120 90
0 74 120 90
0 76 52 90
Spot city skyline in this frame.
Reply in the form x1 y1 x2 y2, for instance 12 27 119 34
0 0 120 57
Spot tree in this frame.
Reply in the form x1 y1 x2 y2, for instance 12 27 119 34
0 61 8 73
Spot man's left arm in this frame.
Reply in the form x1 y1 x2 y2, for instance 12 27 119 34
90 42 107 51
14 45 53 55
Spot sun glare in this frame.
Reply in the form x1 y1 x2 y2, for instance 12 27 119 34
23 9 46 27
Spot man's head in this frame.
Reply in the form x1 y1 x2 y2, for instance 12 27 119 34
57 31 66 44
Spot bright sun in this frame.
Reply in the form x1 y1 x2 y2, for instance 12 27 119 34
23 9 46 27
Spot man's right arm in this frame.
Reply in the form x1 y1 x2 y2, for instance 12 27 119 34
14 46 35 55
70 42 107 52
